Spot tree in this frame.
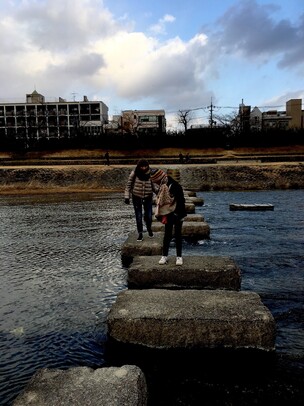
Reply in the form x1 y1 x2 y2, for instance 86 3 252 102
177 109 193 133
121 112 138 135
213 110 242 137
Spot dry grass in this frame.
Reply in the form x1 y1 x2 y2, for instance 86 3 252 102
35 145 304 158
1 145 304 160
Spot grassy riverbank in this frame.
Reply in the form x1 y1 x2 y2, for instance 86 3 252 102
1 145 304 160
0 162 303 195
0 145 303 195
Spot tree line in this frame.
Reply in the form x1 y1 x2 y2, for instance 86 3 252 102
1 123 303 152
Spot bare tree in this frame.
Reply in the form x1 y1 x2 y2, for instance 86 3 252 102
121 111 137 135
177 109 193 132
213 110 241 136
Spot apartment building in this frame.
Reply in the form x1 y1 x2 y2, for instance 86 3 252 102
120 109 166 135
286 99 302 129
246 99 303 131
0 90 109 146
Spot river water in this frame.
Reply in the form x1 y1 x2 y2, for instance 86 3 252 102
0 190 303 405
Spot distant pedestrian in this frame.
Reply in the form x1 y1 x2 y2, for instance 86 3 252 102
179 152 184 164
104 151 110 165
151 168 187 266
124 159 158 241
185 153 190 163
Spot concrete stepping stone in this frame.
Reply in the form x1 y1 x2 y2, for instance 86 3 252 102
184 213 204 222
127 255 241 290
185 202 195 213
229 203 274 211
151 221 210 239
152 213 204 222
153 202 195 213
107 289 276 352
121 232 163 266
13 366 147 406
185 196 204 206
184 190 197 197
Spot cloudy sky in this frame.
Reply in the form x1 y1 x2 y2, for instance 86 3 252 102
0 0 303 129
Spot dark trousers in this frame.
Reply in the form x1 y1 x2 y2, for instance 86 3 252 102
163 213 183 257
132 195 153 233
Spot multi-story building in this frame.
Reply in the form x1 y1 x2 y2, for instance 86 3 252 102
249 106 263 131
120 109 166 135
286 99 302 129
249 99 303 131
0 90 108 147
261 109 290 130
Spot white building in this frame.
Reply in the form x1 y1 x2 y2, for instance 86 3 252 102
0 90 108 147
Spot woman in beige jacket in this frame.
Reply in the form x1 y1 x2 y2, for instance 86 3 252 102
124 159 158 241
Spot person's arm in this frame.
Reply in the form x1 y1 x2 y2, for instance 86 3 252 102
171 183 187 219
124 171 135 201
151 181 159 195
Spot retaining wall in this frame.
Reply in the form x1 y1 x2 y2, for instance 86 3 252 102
0 163 303 192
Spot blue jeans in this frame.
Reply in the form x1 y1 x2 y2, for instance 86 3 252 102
132 195 153 234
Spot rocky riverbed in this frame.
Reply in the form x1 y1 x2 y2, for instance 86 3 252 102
0 162 303 194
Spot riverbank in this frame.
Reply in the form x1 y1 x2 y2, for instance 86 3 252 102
0 161 303 195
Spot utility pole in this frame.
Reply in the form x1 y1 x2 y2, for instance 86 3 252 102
208 98 214 128
71 92 78 102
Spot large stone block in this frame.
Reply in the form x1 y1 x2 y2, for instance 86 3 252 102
151 221 210 239
153 202 195 214
185 196 204 206
121 232 163 266
229 203 274 211
184 190 197 197
185 202 195 213
152 213 204 222
128 255 241 290
13 366 147 406
107 289 276 351
184 213 204 222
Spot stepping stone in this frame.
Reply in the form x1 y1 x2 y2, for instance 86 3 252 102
151 221 210 239
127 255 241 290
229 203 274 211
107 289 276 351
185 196 204 206
153 202 195 214
184 190 197 197
152 213 204 222
185 202 195 213
121 232 163 266
184 213 204 222
13 366 147 406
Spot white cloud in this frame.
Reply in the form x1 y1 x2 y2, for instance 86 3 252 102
0 0 302 127
149 14 176 35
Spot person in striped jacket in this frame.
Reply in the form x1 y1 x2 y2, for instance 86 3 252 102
124 159 158 241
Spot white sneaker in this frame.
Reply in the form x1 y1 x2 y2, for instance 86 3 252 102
159 256 168 265
176 257 183 266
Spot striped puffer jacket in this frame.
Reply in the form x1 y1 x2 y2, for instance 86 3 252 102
124 170 157 199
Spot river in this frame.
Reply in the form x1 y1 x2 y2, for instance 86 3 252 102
0 190 303 405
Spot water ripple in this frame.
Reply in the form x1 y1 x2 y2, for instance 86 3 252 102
0 190 303 405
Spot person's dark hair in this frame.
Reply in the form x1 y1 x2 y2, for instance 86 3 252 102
135 159 150 180
136 159 149 168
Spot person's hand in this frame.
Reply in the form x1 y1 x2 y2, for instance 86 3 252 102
124 198 130 204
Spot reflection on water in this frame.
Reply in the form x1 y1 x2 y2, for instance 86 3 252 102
0 190 303 405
